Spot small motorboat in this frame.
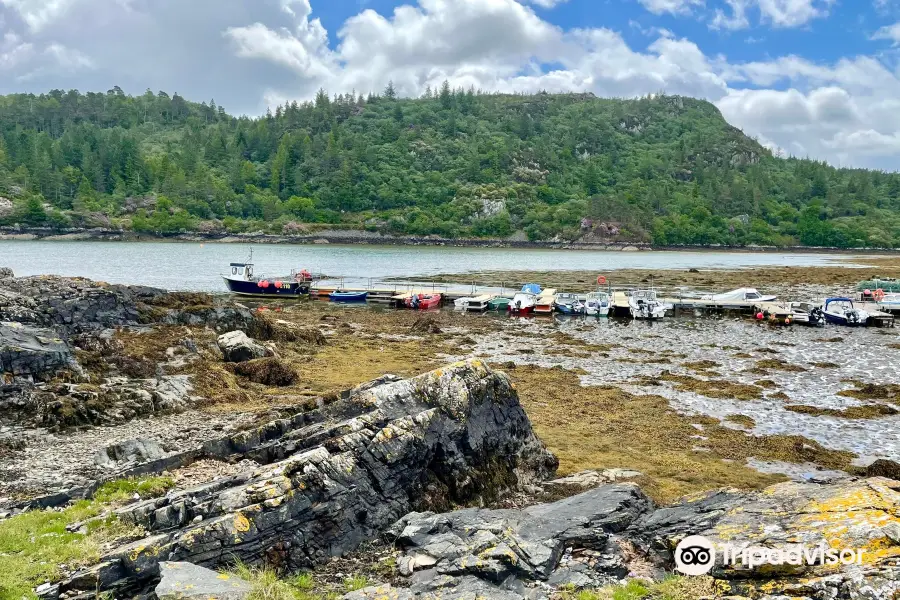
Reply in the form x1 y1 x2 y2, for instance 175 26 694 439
554 292 584 315
406 293 443 310
329 290 368 303
488 296 512 311
789 301 825 326
462 295 493 312
508 284 541 315
822 297 869 327
533 289 557 315
585 291 611 317
876 292 900 310
701 288 777 303
629 290 669 320
222 252 311 298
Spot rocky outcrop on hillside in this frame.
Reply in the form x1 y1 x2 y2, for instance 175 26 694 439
46 360 557 599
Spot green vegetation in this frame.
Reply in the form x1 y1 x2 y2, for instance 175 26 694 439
92 475 175 504
1 86 900 246
229 563 372 600
0 475 172 600
557 576 721 599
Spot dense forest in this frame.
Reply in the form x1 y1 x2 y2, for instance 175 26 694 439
0 84 898 247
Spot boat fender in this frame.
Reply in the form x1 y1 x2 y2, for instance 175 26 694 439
257 281 263 288
875 289 886 301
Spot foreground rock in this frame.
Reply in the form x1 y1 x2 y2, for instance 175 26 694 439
343 476 900 600
155 562 251 600
51 360 557 598
217 330 267 363
347 483 654 599
0 321 78 382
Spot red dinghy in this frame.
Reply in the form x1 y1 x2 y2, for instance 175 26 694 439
405 293 443 310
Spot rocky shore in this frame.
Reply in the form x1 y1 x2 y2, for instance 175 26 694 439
3 270 900 599
3 225 893 253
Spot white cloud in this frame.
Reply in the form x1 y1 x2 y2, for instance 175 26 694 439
872 21 900 45
521 0 569 7
637 0 703 15
711 0 750 29
709 0 831 30
0 0 76 32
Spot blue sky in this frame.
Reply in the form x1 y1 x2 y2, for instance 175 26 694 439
1 0 900 169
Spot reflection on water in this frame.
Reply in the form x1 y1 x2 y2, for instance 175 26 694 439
462 314 900 465
0 239 870 292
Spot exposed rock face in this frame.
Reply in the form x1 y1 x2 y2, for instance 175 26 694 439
347 484 654 599
53 361 557 597
217 330 267 363
0 266 13 279
630 476 900 598
0 321 77 382
94 438 167 470
155 562 251 600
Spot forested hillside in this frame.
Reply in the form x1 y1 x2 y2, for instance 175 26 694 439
1 85 899 247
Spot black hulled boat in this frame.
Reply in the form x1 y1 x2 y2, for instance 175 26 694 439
222 252 312 298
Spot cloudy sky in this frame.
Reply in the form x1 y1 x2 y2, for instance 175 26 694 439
2 0 900 170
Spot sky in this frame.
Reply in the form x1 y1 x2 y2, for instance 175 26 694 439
2 0 900 171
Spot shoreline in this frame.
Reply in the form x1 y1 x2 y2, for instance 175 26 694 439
1 225 898 255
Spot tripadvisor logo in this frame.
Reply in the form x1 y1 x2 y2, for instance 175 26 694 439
674 535 866 576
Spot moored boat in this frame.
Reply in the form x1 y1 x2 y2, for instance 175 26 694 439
533 289 557 315
329 290 369 303
406 293 443 310
629 290 669 320
554 292 584 315
585 291 611 317
789 302 825 326
508 284 541 315
823 298 869 326
222 255 311 298
488 296 512 311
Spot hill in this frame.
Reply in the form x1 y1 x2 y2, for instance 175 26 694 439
0 85 898 248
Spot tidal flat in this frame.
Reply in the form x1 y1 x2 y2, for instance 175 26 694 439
5 294 896 506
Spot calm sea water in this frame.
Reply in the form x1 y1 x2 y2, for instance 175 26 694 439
0 240 870 292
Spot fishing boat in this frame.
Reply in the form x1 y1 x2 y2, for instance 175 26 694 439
554 292 585 315
329 290 368 303
406 293 443 310
585 291 611 317
462 295 493 312
533 289 557 315
701 288 777 303
454 297 476 309
222 251 312 298
508 284 541 315
629 290 669 320
488 296 512 311
789 302 825 327
822 297 869 327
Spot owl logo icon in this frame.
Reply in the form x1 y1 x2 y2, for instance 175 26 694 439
675 536 716 575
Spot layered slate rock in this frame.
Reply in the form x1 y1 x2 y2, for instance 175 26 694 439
155 562 251 600
345 484 655 599
52 360 557 598
630 476 900 599
0 321 77 381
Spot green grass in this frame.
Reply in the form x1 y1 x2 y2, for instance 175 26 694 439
229 564 340 600
557 577 721 600
92 475 175 504
0 476 173 600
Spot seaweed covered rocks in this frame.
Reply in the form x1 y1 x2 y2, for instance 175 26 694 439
50 360 557 598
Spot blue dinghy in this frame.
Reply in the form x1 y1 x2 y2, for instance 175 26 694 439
330 290 369 303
